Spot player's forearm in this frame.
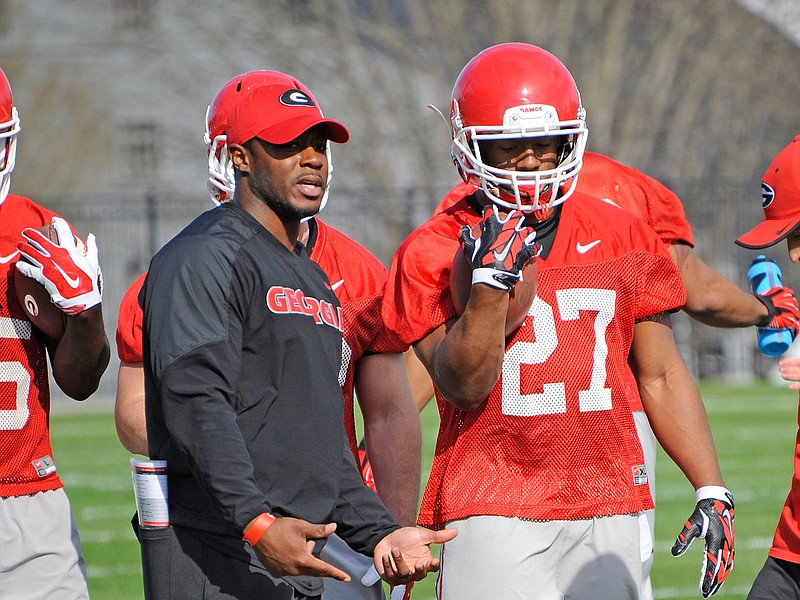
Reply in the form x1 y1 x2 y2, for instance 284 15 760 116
682 277 767 327
51 304 110 400
427 286 508 409
365 415 421 526
114 363 149 455
641 371 725 490
672 244 768 327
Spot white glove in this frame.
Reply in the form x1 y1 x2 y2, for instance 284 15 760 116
16 217 103 315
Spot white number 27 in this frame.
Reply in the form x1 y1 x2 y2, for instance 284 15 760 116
502 288 616 417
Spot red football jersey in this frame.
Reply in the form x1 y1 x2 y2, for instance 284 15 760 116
768 405 800 563
435 151 695 248
115 219 404 479
0 194 63 496
383 192 685 526
116 271 146 364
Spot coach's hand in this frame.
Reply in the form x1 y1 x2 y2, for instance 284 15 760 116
671 486 735 598
373 526 457 586
460 205 538 292
248 517 350 582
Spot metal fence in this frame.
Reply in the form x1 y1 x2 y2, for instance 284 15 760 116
44 176 785 405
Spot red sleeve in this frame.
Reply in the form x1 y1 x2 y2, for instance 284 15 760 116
382 211 474 347
578 152 695 248
115 272 147 363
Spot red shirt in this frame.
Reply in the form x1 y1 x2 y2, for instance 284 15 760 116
0 194 63 496
769 404 800 563
116 218 405 480
383 192 684 526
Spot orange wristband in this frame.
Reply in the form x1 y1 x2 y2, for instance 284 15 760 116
242 512 277 546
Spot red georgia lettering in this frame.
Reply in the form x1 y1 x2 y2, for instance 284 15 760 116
266 286 341 331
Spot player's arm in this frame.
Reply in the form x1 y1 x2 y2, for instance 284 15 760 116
404 348 435 412
356 351 421 526
669 243 769 327
631 312 734 598
413 207 537 410
631 312 724 488
17 216 109 399
413 283 508 411
48 306 110 400
114 361 148 455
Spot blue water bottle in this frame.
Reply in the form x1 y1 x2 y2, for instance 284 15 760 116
748 254 794 356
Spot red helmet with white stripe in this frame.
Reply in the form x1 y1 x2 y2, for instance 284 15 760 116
450 43 588 215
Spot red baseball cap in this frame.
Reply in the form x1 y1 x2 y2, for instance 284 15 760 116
737 135 800 249
226 84 349 147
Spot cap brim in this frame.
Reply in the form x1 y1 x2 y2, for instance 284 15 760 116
255 116 350 145
736 216 800 249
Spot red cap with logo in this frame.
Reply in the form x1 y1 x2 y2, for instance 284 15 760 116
737 135 800 249
226 84 349 147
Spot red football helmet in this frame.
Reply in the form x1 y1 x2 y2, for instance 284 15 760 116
204 70 333 209
0 67 21 206
450 43 588 216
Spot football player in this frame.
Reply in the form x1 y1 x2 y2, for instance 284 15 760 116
0 66 110 599
737 135 800 600
114 70 421 600
422 150 800 599
382 43 734 599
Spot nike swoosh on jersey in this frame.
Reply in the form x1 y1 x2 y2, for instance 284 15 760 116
54 262 82 288
576 240 602 254
331 279 345 291
0 251 19 263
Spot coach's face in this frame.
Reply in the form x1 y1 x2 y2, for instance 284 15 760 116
234 125 330 221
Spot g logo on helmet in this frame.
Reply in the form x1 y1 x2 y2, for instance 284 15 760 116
761 181 775 208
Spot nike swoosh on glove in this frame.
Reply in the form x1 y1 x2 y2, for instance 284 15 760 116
671 486 734 598
756 286 800 336
16 217 103 315
459 205 538 291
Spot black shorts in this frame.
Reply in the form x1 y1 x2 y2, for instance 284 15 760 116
138 524 321 600
748 555 800 600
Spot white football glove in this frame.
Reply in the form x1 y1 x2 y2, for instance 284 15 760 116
16 217 103 315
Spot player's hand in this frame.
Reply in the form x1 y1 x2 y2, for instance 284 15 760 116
671 487 734 598
779 357 800 390
459 205 538 292
16 217 103 315
756 286 800 336
250 517 350 582
374 526 457 586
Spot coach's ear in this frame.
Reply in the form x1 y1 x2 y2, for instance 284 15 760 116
228 143 250 176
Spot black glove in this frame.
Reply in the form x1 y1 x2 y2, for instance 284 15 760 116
459 205 538 292
671 487 735 598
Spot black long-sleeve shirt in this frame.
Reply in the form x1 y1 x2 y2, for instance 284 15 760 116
142 202 399 556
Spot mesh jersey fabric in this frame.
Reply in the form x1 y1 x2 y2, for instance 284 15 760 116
382 191 685 526
0 194 62 496
435 151 695 249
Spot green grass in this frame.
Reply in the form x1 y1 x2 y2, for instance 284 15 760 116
51 379 797 599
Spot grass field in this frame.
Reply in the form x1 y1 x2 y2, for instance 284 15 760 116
52 379 798 600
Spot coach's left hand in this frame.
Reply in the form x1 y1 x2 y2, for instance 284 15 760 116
373 526 457 586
